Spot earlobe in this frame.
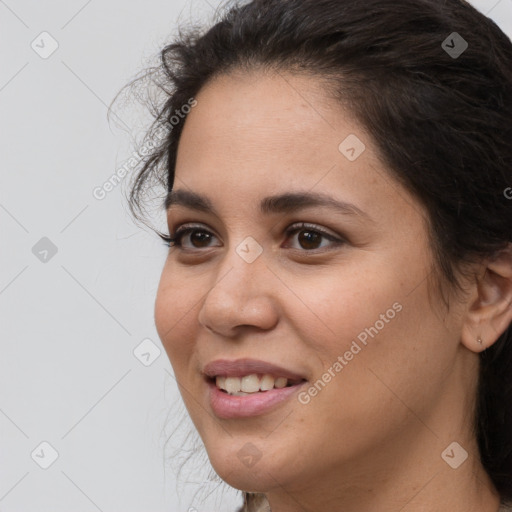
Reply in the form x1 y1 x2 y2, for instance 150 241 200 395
461 324 488 353
460 244 512 353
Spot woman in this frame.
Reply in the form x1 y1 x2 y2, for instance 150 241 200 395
125 0 512 510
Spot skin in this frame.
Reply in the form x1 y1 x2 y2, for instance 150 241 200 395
154 70 512 512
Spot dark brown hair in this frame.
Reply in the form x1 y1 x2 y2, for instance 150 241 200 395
124 0 512 505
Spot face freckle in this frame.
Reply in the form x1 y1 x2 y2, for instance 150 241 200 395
154 70 473 499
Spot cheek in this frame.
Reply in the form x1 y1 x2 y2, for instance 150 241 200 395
278 264 405 360
154 266 200 369
283 258 449 410
299 277 454 433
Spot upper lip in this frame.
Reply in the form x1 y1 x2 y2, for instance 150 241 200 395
203 358 307 381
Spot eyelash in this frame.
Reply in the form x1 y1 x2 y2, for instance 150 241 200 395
161 222 346 252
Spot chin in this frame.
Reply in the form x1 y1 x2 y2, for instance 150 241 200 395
212 460 278 494
204 438 293 492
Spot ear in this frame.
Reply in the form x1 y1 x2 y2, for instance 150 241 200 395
461 243 512 353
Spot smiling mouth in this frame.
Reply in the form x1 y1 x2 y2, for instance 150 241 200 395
208 374 306 396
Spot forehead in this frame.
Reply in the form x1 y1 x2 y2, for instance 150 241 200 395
176 71 371 185
172 70 424 232
180 70 349 145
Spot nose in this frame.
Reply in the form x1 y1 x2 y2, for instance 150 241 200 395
197 248 279 338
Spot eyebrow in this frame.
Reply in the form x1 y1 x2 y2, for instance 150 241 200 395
165 189 373 221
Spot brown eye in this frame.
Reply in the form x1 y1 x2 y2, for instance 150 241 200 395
169 226 220 249
188 231 213 248
284 223 345 252
297 230 323 250
167 222 345 253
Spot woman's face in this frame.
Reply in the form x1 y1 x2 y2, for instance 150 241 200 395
154 71 474 496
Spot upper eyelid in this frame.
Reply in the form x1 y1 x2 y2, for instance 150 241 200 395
172 222 218 236
170 221 344 244
171 221 338 235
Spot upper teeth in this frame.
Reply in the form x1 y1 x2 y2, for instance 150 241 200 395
216 374 289 394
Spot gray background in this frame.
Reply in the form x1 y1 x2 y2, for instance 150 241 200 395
0 0 510 511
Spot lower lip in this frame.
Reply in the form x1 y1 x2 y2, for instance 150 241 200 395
207 379 306 419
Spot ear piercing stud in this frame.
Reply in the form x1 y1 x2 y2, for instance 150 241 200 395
477 337 483 345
